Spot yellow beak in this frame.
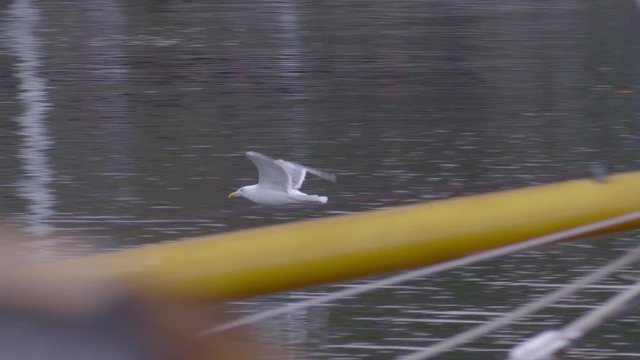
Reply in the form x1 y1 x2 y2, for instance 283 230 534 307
228 191 240 198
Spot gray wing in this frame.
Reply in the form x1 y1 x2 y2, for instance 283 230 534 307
245 151 291 191
277 161 307 190
278 160 336 190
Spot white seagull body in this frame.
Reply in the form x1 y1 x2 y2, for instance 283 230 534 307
228 151 336 205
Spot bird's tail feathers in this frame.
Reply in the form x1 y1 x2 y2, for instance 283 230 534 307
300 194 327 204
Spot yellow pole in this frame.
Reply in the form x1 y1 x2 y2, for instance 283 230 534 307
59 171 640 301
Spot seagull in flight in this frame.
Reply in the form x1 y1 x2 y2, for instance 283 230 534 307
228 151 336 205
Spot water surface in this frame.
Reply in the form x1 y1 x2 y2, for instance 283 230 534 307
1 0 640 358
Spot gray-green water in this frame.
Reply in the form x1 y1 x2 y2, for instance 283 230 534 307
1 0 640 358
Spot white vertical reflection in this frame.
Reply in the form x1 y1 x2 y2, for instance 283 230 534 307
274 0 303 82
79 0 134 205
272 0 310 154
5 0 56 237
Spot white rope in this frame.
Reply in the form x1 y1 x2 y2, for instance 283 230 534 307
203 210 640 335
397 241 640 360
508 278 640 360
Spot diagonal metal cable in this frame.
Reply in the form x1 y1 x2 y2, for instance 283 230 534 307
203 210 640 335
397 241 640 360
508 277 640 360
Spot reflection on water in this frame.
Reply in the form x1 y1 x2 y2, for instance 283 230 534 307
5 0 56 239
0 0 639 358
77 0 135 208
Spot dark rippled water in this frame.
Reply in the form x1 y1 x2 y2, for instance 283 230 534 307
1 0 640 358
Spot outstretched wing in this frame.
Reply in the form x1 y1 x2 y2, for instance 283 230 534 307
277 161 307 190
245 151 291 191
278 160 336 190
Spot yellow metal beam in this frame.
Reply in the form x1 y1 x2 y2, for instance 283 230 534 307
59 171 640 301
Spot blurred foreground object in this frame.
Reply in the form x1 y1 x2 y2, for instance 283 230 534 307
60 171 640 301
0 241 284 360
3 171 640 359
